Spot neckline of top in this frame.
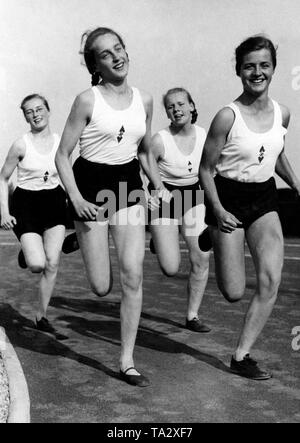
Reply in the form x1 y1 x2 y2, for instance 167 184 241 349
230 100 277 135
166 125 198 158
94 86 135 111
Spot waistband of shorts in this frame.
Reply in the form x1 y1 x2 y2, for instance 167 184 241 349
74 156 140 172
14 185 64 195
215 175 275 191
148 181 200 192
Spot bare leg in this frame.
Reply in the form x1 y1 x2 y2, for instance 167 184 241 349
149 218 181 276
210 226 246 302
20 233 46 274
36 225 65 320
181 205 210 322
74 220 112 296
110 205 145 374
234 212 284 360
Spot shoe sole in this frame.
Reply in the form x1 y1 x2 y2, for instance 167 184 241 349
120 372 150 387
186 327 211 333
230 367 273 380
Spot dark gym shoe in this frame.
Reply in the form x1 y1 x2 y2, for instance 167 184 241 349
198 227 212 252
120 367 150 387
36 317 56 334
230 354 272 380
62 232 79 254
18 250 27 269
186 317 211 333
149 238 156 254
35 317 68 340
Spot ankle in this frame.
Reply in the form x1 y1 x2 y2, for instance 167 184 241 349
234 350 249 362
187 312 198 322
36 312 46 322
120 360 134 372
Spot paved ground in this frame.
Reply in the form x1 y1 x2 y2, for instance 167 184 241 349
0 230 299 423
0 352 9 423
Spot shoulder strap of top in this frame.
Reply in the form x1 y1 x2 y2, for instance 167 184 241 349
272 99 288 135
272 99 282 125
53 133 60 150
92 86 106 106
194 124 206 139
158 128 173 160
22 133 32 153
131 87 146 114
22 133 28 145
225 102 254 136
131 86 140 100
225 102 240 118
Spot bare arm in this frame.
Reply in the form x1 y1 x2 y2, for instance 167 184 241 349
55 91 99 220
0 140 25 229
275 105 300 196
137 91 165 190
150 132 165 163
199 107 242 233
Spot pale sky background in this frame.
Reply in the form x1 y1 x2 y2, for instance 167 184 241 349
0 0 300 187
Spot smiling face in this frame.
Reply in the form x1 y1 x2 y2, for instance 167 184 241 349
22 97 50 132
93 32 129 82
164 91 194 127
239 48 275 96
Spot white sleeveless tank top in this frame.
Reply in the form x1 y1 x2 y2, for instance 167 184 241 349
79 86 146 164
17 133 60 191
158 125 206 186
216 100 287 182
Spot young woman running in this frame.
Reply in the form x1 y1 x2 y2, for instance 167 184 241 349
148 88 211 333
0 94 67 335
199 35 300 380
55 27 165 387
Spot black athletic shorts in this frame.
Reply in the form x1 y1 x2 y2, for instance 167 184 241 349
11 185 68 239
205 175 279 230
148 181 204 220
70 156 144 222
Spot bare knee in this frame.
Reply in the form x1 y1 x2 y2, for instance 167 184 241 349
120 267 143 294
29 265 45 274
161 265 179 278
159 257 180 277
219 284 245 303
189 251 209 278
90 269 113 297
258 270 282 301
90 280 112 297
45 259 59 275
28 260 45 274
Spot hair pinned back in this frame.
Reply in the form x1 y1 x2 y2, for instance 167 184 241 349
79 27 126 86
163 87 198 124
235 34 277 76
20 94 50 113
79 30 91 67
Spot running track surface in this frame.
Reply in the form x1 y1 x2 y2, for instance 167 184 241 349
0 230 299 423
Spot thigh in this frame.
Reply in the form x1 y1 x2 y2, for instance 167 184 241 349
211 226 246 300
43 225 66 263
110 205 145 271
74 220 111 284
150 223 181 273
181 204 210 265
20 232 45 266
181 203 206 239
246 212 284 279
